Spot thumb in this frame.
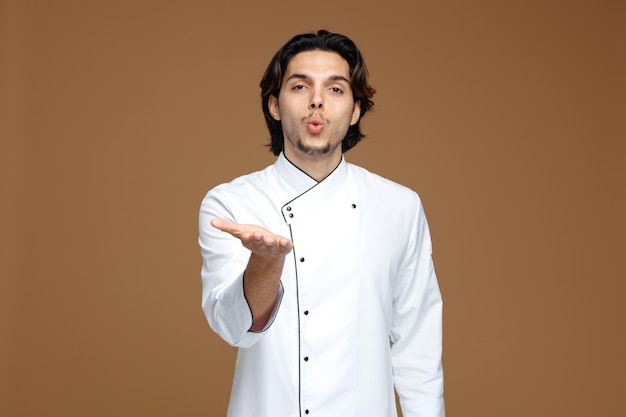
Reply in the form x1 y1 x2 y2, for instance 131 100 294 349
210 218 234 232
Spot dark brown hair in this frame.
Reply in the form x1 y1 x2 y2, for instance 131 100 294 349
260 30 376 155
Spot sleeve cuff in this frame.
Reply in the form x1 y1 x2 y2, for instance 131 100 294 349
215 274 284 348
249 281 284 333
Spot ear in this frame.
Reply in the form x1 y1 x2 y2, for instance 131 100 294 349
350 100 361 126
268 95 281 121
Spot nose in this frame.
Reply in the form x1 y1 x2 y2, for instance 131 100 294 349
309 88 323 110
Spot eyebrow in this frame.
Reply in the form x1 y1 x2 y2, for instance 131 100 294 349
286 73 350 84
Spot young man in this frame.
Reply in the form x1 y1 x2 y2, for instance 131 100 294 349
199 30 445 417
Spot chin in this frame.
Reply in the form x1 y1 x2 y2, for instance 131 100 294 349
298 144 332 157
296 138 339 156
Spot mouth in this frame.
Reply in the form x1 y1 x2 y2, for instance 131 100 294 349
306 117 324 134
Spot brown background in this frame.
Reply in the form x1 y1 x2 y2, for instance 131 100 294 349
1 0 624 416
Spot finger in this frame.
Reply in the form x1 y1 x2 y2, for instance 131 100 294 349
249 234 276 252
262 234 277 246
240 231 254 243
278 238 293 253
210 217 230 231
211 218 242 237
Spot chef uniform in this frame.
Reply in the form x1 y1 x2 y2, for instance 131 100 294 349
199 152 445 417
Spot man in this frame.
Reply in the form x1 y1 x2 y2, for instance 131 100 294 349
199 30 444 417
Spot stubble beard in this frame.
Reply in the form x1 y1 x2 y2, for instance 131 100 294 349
294 137 335 157
286 114 343 158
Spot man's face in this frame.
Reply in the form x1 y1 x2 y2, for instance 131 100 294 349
268 50 361 162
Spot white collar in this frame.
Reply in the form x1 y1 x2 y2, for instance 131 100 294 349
275 152 346 195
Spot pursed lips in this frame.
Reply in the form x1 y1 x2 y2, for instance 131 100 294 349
307 117 324 133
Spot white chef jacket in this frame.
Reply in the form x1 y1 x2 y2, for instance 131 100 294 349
199 152 444 417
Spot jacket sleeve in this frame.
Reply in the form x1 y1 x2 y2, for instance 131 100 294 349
390 195 445 417
198 188 283 348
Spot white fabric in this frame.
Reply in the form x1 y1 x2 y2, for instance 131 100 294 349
199 153 445 417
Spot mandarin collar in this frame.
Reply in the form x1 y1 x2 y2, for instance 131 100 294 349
275 152 348 225
275 152 346 195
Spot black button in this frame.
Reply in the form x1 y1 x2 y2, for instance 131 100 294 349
299 257 305 262
305 410 309 415
304 310 309 315
286 206 292 211
304 356 309 361
351 203 357 208
289 213 294 218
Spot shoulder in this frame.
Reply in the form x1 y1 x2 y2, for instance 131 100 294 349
207 164 275 197
345 162 422 206
344 162 432 245
200 164 277 212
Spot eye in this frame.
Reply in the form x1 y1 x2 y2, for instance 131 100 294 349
330 87 343 94
292 84 306 91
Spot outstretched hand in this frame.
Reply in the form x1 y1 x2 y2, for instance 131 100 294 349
211 218 293 259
